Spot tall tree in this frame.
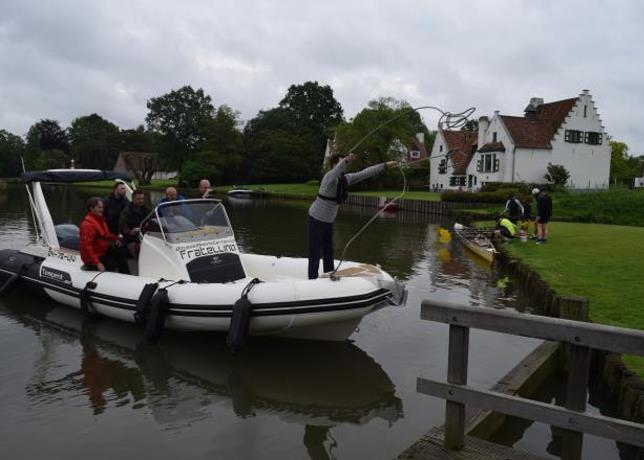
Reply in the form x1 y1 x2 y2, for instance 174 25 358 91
69 114 120 169
118 125 156 153
278 81 344 176
334 98 427 169
0 129 25 177
182 105 244 185
146 85 215 175
24 119 70 169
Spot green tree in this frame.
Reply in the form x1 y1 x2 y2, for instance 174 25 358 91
34 149 68 169
246 129 310 183
24 119 70 169
544 163 570 188
334 98 427 170
0 129 25 177
69 114 120 169
609 140 641 185
182 105 244 185
146 85 215 176
119 125 157 152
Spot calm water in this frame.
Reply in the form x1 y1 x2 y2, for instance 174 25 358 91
0 184 627 459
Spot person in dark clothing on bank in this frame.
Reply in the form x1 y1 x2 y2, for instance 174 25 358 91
119 190 151 258
503 192 524 224
535 190 553 244
521 197 532 233
103 182 129 234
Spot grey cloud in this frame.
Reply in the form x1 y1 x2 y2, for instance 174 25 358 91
1 0 643 152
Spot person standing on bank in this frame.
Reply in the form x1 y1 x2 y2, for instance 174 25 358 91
535 189 553 244
503 192 524 224
103 182 129 235
307 153 397 279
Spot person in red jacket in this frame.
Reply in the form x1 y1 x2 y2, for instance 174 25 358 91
79 197 128 273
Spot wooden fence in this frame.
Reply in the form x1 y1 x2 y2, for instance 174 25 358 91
417 300 644 459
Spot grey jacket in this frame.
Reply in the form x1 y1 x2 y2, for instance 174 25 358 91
308 158 386 223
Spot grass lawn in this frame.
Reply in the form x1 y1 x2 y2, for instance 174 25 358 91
75 179 177 190
213 183 441 201
487 221 644 377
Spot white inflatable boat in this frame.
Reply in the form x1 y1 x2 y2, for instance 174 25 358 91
0 170 405 342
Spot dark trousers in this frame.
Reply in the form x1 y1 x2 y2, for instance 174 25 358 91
308 216 334 279
85 247 129 274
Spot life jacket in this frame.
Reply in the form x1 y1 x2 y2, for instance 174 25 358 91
499 218 517 236
79 212 116 266
317 173 349 204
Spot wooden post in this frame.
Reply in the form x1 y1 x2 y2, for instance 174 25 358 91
559 297 591 460
445 324 470 450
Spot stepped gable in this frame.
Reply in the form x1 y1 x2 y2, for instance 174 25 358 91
443 130 478 174
501 97 577 149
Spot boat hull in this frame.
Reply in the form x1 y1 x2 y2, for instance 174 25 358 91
0 249 393 341
452 223 497 263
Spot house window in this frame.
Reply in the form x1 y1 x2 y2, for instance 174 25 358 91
410 150 420 159
565 130 583 143
584 105 587 118
478 153 499 173
449 176 466 186
493 132 497 143
585 131 602 145
438 159 447 174
439 145 443 152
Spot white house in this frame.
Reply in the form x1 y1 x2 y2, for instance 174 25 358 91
429 90 611 190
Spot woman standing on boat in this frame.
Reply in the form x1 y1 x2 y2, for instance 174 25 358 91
307 154 396 279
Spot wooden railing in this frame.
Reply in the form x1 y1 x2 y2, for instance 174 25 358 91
417 300 644 459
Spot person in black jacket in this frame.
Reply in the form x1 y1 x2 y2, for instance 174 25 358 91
535 190 553 244
103 182 129 235
119 190 151 258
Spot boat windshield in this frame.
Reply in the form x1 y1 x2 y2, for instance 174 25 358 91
144 200 234 243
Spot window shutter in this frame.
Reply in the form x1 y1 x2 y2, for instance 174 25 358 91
494 159 500 172
477 160 482 172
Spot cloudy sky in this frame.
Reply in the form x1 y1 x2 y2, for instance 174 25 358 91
1 0 643 153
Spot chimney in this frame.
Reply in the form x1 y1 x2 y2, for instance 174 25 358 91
582 89 589 95
478 116 489 149
416 132 424 144
524 97 543 119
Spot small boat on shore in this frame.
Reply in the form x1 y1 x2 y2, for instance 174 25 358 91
227 188 259 198
452 222 498 263
0 169 405 343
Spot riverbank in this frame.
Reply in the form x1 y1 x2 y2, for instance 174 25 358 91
488 221 644 378
71 179 442 201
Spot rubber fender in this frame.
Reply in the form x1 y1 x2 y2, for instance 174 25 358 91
226 295 253 352
134 283 159 326
79 286 93 316
0 272 20 297
145 289 170 342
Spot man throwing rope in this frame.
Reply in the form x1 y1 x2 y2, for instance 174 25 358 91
307 153 396 279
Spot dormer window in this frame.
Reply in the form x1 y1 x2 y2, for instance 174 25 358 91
565 130 583 143
585 131 602 145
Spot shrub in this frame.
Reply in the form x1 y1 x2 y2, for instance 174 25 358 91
442 190 530 203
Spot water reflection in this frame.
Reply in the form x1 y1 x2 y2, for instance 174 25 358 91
4 300 402 459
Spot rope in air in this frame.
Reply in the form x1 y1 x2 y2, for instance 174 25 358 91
329 105 476 279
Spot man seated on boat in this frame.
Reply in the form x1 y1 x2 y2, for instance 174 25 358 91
198 179 212 198
159 186 186 205
79 197 129 273
119 190 151 258
495 215 518 240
